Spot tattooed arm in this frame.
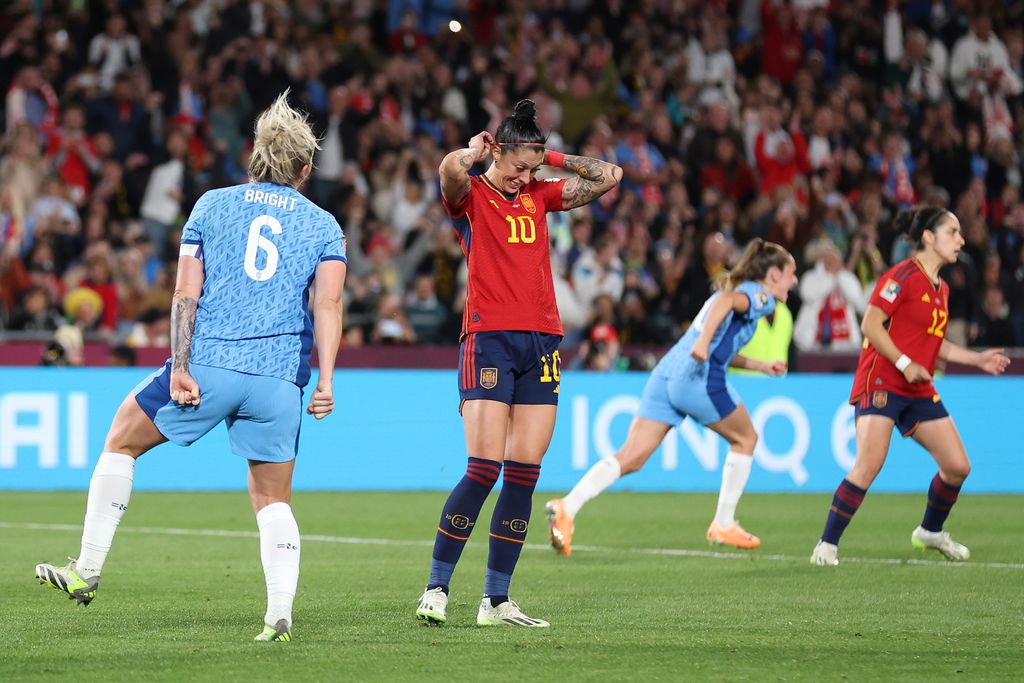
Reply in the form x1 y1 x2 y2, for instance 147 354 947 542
169 253 204 405
555 154 623 210
438 130 495 206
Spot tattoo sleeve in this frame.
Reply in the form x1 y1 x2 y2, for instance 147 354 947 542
456 150 477 170
559 154 619 209
170 294 198 373
441 148 478 202
561 155 606 183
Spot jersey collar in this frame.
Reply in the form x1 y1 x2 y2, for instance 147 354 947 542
911 258 942 291
479 173 520 202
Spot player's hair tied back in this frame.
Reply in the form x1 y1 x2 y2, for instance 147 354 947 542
248 89 321 186
714 238 792 292
893 207 950 248
495 98 546 150
512 99 537 121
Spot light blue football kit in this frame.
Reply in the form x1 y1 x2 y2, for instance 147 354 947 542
639 281 775 426
134 182 346 462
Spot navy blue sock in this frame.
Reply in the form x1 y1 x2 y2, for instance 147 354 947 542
427 458 501 590
821 478 867 546
485 461 540 603
921 473 962 532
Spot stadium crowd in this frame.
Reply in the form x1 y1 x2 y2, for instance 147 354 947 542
2 0 1024 368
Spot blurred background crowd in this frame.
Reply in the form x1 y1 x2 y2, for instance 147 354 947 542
2 0 1024 369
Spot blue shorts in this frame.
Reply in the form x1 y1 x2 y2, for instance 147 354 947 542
457 331 562 408
637 368 741 427
854 390 949 437
133 361 302 462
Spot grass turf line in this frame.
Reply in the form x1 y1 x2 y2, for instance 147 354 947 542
2 491 1022 682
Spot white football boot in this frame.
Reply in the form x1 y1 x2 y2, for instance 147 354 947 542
911 526 971 561
810 540 840 566
415 587 448 624
476 598 549 627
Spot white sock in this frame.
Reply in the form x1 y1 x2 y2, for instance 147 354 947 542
77 452 136 577
714 451 753 527
562 456 622 518
257 502 300 627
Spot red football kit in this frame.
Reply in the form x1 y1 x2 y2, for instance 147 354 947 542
443 174 567 338
850 258 949 404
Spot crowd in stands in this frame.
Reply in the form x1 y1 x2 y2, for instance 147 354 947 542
2 0 1024 369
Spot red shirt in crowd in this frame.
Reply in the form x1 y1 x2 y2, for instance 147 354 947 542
82 280 119 331
754 128 810 197
701 162 756 202
761 0 803 85
46 133 97 199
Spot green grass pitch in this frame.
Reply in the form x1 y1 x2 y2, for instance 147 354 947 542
2 491 1022 681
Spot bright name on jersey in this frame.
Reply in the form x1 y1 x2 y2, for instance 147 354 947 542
243 187 298 211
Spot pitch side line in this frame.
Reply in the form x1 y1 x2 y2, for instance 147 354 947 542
4 521 1023 570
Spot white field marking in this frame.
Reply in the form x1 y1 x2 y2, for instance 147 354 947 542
4 521 1023 570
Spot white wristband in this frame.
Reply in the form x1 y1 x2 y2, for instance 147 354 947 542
894 354 911 372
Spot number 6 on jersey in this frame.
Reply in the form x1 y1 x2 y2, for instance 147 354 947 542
244 214 282 281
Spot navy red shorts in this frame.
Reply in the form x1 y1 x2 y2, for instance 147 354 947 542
853 390 949 437
458 331 562 408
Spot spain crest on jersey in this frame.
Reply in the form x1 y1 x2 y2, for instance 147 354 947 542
872 390 888 409
520 194 536 214
480 368 498 389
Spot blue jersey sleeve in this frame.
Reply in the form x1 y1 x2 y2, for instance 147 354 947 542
181 191 214 259
737 281 775 322
319 218 347 263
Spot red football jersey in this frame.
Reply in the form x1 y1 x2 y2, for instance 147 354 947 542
442 174 567 337
850 258 949 403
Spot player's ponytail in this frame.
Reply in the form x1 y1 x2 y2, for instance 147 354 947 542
893 207 950 250
494 99 546 152
248 90 321 186
713 238 793 292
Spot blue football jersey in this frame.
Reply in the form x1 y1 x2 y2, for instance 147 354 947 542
179 182 346 387
653 281 775 378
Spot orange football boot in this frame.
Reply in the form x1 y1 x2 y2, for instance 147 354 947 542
544 499 574 556
706 520 761 549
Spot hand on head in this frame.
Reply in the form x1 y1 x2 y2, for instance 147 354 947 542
469 131 496 161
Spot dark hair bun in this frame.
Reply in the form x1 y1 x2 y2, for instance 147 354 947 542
512 99 537 121
892 210 915 235
495 99 545 146
893 207 948 245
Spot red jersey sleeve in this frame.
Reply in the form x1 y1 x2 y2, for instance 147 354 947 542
868 271 908 319
441 187 471 219
534 177 567 212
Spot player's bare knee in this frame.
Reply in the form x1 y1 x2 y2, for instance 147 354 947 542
102 426 141 458
850 460 883 486
732 431 757 455
943 461 971 484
